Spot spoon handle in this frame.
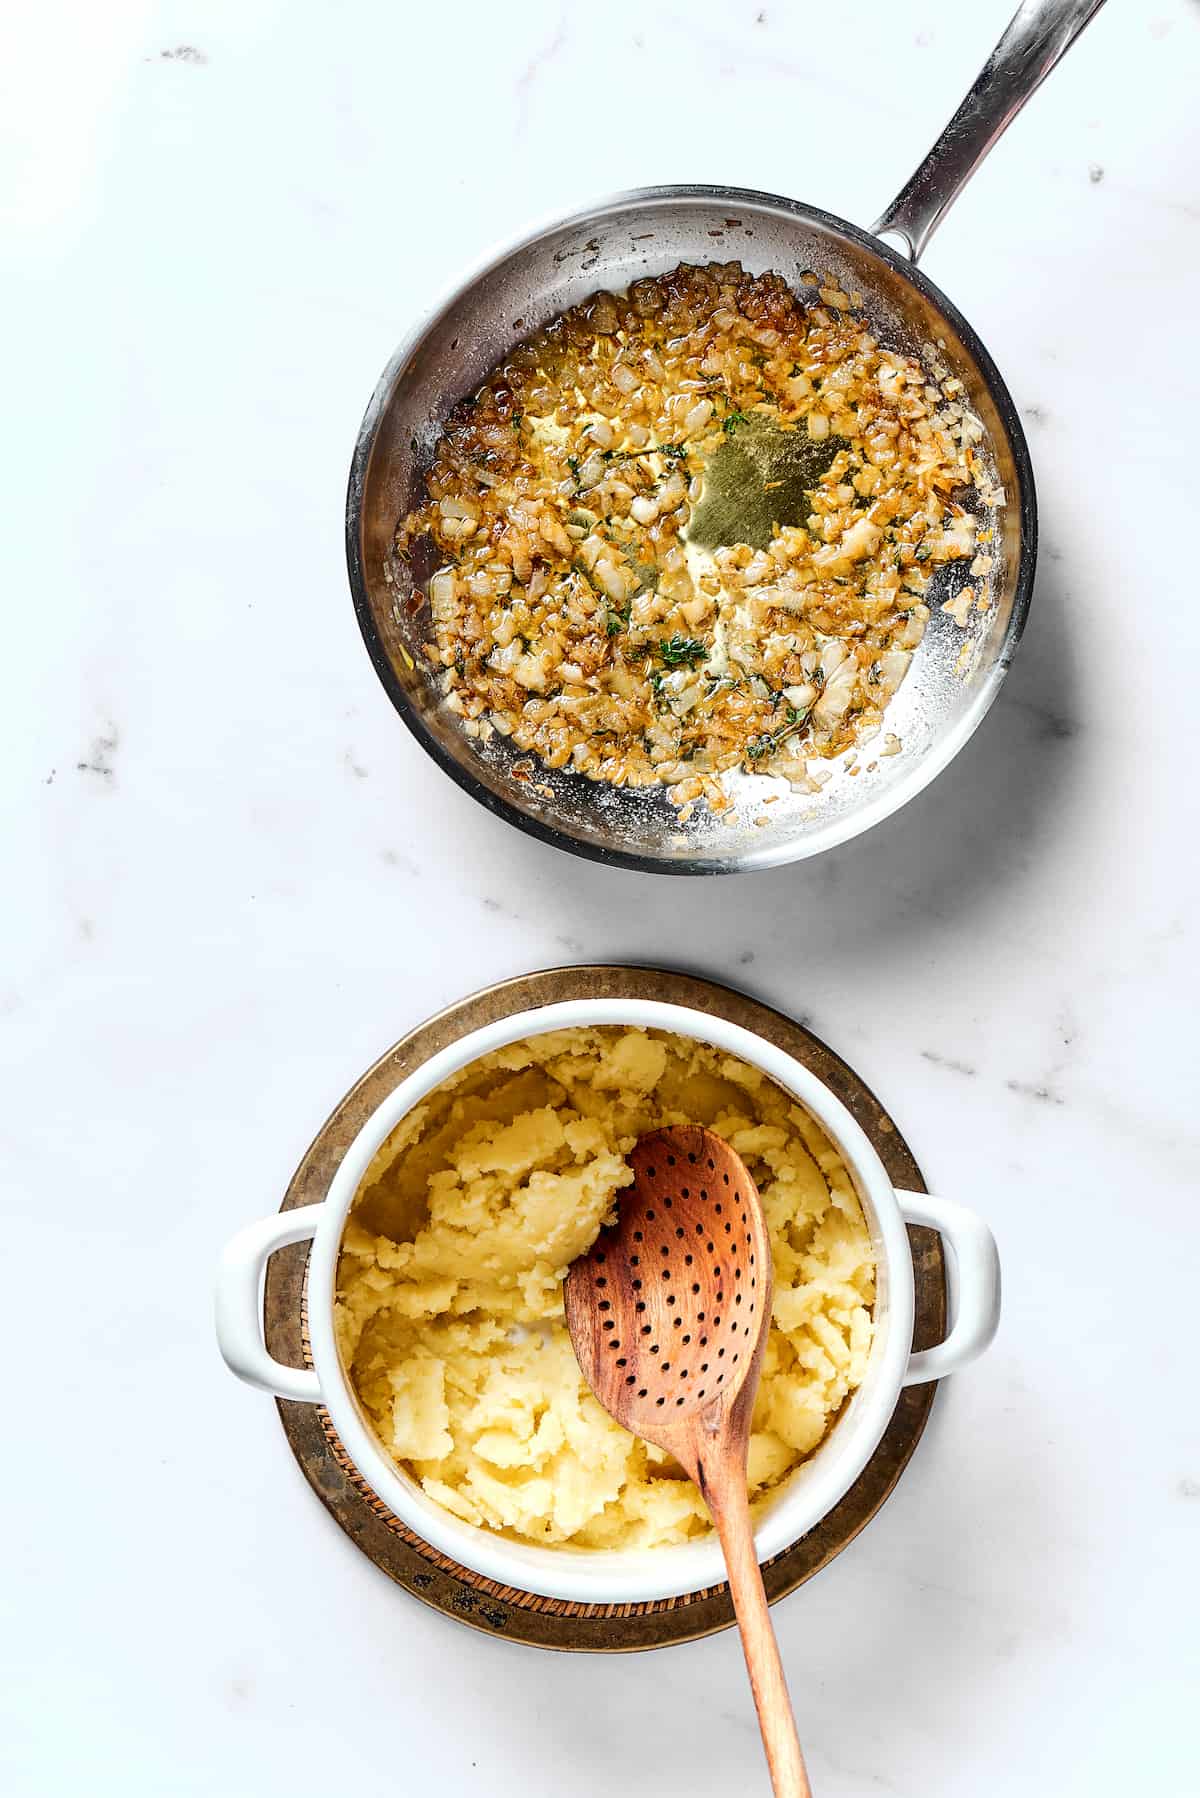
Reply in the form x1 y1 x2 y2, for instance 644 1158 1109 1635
708 1468 812 1797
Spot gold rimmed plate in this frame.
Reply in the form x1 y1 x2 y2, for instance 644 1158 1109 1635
263 965 946 1652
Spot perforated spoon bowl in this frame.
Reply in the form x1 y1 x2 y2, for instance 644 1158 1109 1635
564 1124 812 1797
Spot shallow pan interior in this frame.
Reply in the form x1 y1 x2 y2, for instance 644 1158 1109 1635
348 185 1034 873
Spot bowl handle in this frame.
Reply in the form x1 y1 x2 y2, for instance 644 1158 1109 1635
897 1192 1001 1385
215 1206 324 1402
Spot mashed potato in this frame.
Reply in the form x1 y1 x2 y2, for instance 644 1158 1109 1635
334 1027 875 1551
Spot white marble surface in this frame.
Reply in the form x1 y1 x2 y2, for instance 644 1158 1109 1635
4 0 1198 1792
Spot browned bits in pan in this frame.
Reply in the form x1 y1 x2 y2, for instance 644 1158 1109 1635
398 261 991 815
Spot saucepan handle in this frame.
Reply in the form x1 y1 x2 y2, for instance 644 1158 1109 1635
215 1205 324 1402
898 1191 1001 1385
873 0 1107 263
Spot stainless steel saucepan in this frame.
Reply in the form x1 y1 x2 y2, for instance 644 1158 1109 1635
347 0 1104 874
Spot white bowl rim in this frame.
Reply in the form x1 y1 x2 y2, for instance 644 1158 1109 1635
304 997 915 1603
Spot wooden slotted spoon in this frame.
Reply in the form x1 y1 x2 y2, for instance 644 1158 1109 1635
564 1124 812 1797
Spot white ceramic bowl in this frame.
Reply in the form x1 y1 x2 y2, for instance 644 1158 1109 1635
216 999 1000 1603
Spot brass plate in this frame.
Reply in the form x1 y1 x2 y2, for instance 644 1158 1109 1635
264 965 945 1653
